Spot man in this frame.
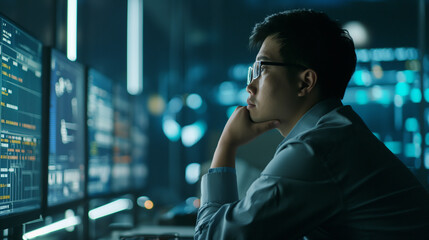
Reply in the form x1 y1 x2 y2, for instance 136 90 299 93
195 9 429 240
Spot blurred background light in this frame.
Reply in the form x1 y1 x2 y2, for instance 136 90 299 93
395 82 410 96
186 93 203 110
88 198 133 220
238 88 248 106
394 95 404 108
353 70 372 86
167 97 184 113
355 89 369 105
384 141 402 155
229 64 249 81
410 88 422 103
343 21 369 47
185 163 200 184
227 106 238 118
127 0 143 95
181 121 207 147
217 81 237 105
148 94 166 116
162 117 181 142
67 0 77 61
405 118 419 132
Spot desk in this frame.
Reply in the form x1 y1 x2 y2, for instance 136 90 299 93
111 225 195 240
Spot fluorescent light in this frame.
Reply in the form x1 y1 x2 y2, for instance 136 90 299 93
127 0 143 95
88 198 133 220
67 0 77 61
22 216 81 240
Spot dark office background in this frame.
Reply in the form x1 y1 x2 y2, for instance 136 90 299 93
0 0 428 239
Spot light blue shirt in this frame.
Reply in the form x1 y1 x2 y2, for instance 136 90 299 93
195 99 429 240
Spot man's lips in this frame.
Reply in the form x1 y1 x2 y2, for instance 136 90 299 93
247 99 256 107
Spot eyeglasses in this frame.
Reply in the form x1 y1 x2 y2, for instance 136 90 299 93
247 60 307 85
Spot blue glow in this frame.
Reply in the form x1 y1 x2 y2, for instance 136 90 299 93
395 48 418 61
186 93 203 110
227 106 237 118
384 141 401 154
353 70 371 86
229 64 248 81
355 90 369 105
405 143 418 158
181 121 207 147
413 133 422 145
162 118 181 141
405 118 419 132
217 81 237 105
410 88 422 103
371 48 395 62
238 88 248 106
395 82 410 96
356 48 418 63
185 163 201 184
372 87 391 105
372 132 380 140
394 95 404 107
167 97 183 113
403 70 416 83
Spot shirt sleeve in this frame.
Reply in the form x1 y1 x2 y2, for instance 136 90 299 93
195 141 342 240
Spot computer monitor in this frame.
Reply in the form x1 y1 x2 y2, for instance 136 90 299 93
0 15 43 228
112 84 132 193
131 95 149 191
47 49 85 208
87 68 114 197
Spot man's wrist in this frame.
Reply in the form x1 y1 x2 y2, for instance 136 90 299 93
210 140 237 168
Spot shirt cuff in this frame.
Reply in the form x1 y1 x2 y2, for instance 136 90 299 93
200 169 239 205
208 167 236 174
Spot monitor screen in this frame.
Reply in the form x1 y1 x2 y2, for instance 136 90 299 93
112 84 132 193
47 49 85 207
131 95 149 190
0 16 43 223
87 69 114 196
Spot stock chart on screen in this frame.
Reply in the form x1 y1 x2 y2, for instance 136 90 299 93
87 69 114 196
0 16 42 219
47 49 85 207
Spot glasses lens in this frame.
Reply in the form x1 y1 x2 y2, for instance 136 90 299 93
253 62 259 80
247 66 253 85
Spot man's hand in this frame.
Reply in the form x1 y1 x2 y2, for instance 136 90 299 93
210 106 279 168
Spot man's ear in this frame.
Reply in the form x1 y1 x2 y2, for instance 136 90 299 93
297 69 317 97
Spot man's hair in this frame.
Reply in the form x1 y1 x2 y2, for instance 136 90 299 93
249 9 356 99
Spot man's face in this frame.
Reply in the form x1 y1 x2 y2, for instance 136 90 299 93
246 36 302 125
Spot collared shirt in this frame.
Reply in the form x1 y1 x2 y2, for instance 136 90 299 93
195 99 429 240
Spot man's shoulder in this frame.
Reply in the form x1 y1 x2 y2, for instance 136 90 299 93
263 140 331 180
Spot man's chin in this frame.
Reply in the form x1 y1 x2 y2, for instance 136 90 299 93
249 113 264 123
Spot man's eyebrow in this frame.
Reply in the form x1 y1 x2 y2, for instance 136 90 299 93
256 55 270 61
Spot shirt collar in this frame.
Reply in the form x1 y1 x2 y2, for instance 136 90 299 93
276 98 343 151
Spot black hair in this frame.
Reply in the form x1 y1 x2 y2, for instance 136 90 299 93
249 9 356 99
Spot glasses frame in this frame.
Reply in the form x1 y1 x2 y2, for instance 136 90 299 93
247 60 307 85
